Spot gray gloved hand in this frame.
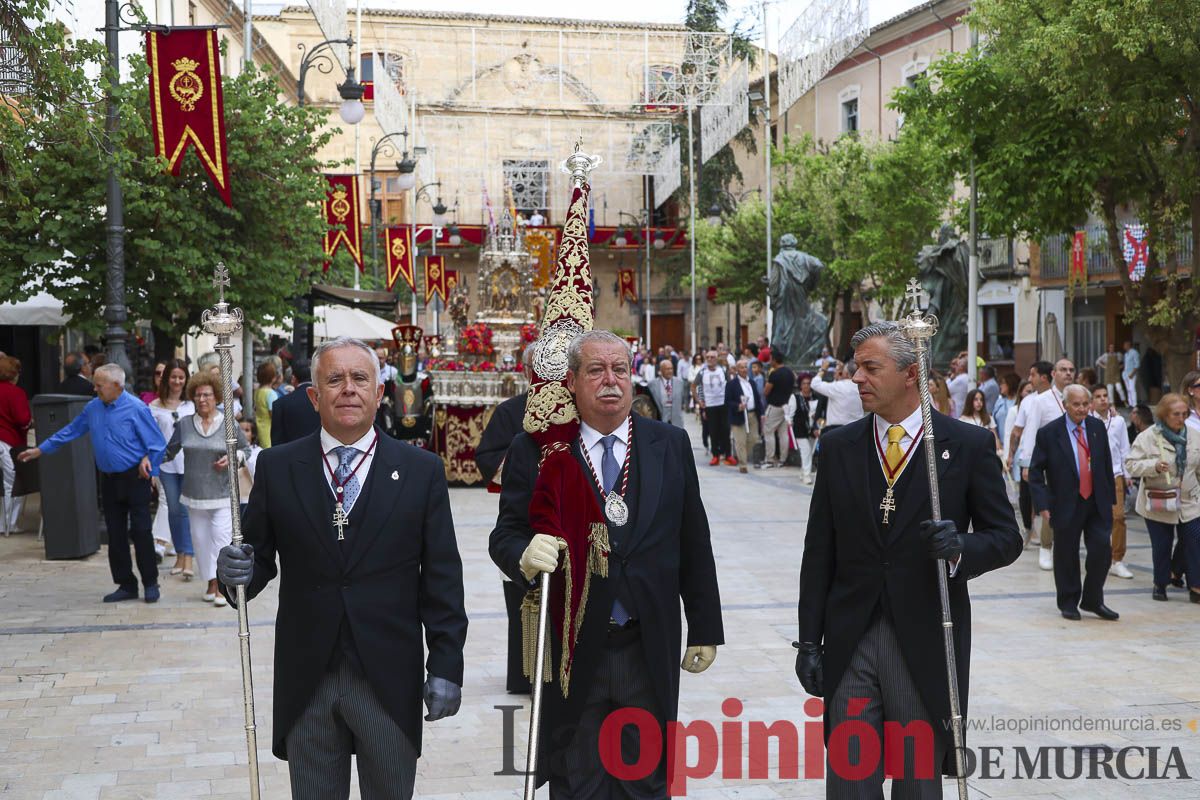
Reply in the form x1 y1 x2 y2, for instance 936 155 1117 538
423 675 461 722
918 519 963 561
793 641 824 697
217 543 254 586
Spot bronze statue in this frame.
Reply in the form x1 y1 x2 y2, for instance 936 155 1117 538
768 234 828 365
916 225 969 368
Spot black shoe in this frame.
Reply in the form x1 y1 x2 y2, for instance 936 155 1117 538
1190 591 1200 604
144 585 160 603
1060 608 1081 620
103 587 139 603
1153 586 1168 601
1080 602 1119 620
1169 575 1185 588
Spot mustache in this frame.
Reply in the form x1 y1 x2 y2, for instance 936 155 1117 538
596 386 625 399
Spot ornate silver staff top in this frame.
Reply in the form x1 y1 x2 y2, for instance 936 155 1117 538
560 137 602 189
200 263 244 339
897 278 938 343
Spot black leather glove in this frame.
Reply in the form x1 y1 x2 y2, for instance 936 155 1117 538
919 519 963 561
792 641 824 697
423 675 462 721
217 543 254 586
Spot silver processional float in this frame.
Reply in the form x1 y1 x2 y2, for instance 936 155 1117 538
200 264 261 800
897 277 969 800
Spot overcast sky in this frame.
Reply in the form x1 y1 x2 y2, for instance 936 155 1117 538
271 1 931 42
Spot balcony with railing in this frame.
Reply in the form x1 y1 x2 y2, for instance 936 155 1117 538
1038 223 1194 284
977 235 1014 279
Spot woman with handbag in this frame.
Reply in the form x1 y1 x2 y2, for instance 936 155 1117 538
1126 393 1200 603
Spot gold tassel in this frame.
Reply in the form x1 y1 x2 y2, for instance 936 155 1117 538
587 522 609 578
558 546 574 697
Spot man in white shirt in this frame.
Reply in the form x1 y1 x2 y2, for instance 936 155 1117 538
697 351 732 465
810 360 865 432
1090 385 1132 579
1122 341 1140 407
1184 369 1200 434
377 347 398 385
947 357 969 419
528 209 545 226
1012 358 1075 569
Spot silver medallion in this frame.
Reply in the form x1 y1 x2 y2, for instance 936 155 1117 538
533 319 583 382
604 493 629 527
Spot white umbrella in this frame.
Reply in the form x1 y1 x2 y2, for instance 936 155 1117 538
0 291 69 326
313 304 396 343
1043 312 1063 363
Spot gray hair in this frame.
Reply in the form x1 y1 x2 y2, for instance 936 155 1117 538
197 352 219 372
567 330 631 373
312 337 383 386
93 362 126 386
849 322 918 370
1063 383 1090 403
522 339 539 367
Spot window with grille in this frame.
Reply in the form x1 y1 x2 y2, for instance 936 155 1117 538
503 160 550 218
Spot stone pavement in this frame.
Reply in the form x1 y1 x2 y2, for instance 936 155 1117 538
1 417 1198 800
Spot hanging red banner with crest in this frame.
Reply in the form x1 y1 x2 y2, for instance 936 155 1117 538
146 29 232 206
1068 230 1087 297
384 227 414 291
323 174 363 272
424 255 447 303
617 269 638 305
445 269 459 293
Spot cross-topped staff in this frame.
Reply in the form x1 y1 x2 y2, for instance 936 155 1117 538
200 263 261 800
897 277 968 800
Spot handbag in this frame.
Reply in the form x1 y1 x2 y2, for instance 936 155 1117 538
1145 482 1181 514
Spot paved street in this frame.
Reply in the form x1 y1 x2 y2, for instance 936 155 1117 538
1 418 1198 799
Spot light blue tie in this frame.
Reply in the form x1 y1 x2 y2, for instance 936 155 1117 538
600 434 631 626
334 446 361 513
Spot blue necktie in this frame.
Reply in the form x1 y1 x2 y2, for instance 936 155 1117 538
334 446 361 513
600 434 631 625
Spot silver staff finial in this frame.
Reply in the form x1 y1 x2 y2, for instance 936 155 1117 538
201 263 243 338
560 141 602 188
899 277 938 341
212 262 231 302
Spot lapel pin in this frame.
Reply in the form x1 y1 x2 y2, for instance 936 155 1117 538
941 450 950 460
391 470 399 481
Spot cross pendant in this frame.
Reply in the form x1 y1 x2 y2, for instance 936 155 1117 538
879 487 897 525
333 503 349 541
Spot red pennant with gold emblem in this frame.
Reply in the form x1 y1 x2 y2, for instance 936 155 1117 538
445 269 459 293
384 227 414 291
424 255 446 303
323 174 363 272
617 269 638 305
146 29 232 206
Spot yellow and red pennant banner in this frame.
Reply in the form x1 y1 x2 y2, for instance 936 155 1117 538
323 174 363 272
617 268 638 305
445 269 459 293
384 227 414 291
146 29 232 206
424 255 447 304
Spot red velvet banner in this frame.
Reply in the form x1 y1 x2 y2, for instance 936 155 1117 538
430 404 487 485
424 255 446 303
146 29 231 206
445 269 460 293
323 174 363 272
618 268 638 305
1070 230 1087 289
414 225 487 246
385 227 414 291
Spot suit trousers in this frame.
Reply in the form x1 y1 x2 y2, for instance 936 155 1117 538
550 633 667 800
286 658 418 800
100 468 158 591
734 411 759 467
826 614 947 800
1052 496 1111 611
1110 476 1127 563
763 405 789 464
503 580 531 693
706 406 730 458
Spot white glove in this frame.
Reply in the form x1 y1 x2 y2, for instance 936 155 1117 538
519 534 565 582
681 645 717 674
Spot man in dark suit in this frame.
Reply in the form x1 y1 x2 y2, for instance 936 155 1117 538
216 337 468 800
796 322 1022 798
476 342 537 485
57 352 94 396
269 359 320 447
490 329 723 798
1028 383 1119 621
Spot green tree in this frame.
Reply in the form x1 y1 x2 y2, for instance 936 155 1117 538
895 0 1200 389
0 18 336 359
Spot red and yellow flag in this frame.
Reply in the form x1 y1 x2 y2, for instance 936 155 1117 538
146 29 231 205
424 255 446 303
445 269 459 293
384 227 414 291
323 174 363 272
617 269 638 305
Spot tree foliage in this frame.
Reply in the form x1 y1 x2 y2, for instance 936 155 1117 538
0 10 337 353
894 0 1200 388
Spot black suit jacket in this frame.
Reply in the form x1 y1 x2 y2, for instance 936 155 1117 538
489 415 723 785
1028 414 1114 529
792 392 827 438
57 375 94 397
797 411 1021 775
234 429 468 759
474 392 527 483
724 376 765 426
269 383 321 447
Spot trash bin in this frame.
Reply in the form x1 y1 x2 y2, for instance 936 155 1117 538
31 394 100 559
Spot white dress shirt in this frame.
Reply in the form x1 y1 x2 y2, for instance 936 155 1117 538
811 379 865 426
1017 386 1066 464
580 418 631 486
1187 409 1200 435
872 407 923 480
737 377 757 413
947 373 969 419
320 427 378 514
1092 409 1129 478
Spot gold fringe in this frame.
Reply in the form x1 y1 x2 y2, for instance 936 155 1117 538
587 523 610 578
520 587 552 684
558 543 574 698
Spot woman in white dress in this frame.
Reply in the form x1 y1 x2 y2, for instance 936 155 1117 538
959 387 1001 453
148 360 194 579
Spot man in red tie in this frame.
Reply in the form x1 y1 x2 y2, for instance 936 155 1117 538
1029 384 1119 620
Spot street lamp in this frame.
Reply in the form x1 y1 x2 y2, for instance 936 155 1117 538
291 35 364 360
707 203 723 227
369 129 414 282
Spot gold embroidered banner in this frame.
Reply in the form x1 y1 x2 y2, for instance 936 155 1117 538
323 174 363 271
424 255 447 303
524 225 562 290
617 268 637 305
385 227 414 290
